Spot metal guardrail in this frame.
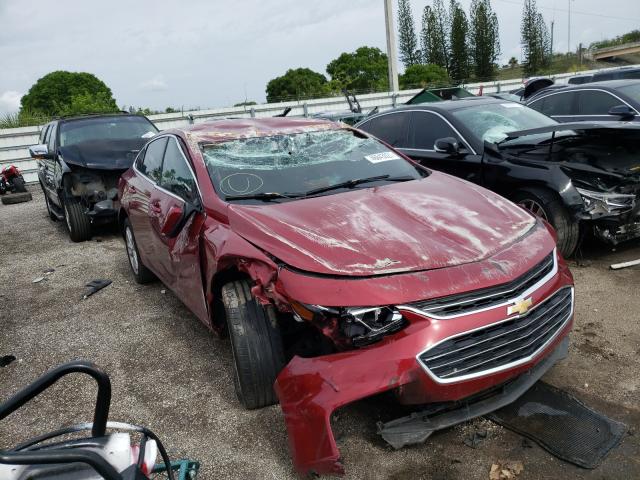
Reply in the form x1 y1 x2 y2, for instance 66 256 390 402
2 65 636 184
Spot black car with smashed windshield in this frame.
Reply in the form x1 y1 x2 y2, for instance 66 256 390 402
356 98 640 256
30 113 158 241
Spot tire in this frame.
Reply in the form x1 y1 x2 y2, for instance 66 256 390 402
514 188 580 257
12 176 27 193
222 280 285 409
63 196 92 242
1 192 32 205
123 218 155 284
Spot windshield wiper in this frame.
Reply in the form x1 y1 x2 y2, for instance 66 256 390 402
224 192 304 202
301 175 414 196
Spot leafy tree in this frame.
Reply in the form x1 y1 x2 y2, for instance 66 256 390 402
590 29 640 50
449 1 470 81
470 0 500 81
20 71 118 116
397 0 420 67
326 46 389 92
165 107 179 113
521 0 550 76
421 2 449 71
266 68 330 103
508 56 519 68
400 64 450 89
234 101 257 107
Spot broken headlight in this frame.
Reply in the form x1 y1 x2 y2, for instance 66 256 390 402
290 303 406 348
576 188 636 217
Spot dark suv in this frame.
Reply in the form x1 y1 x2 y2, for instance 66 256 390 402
29 114 158 241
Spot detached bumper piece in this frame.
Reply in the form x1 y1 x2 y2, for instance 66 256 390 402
378 337 568 449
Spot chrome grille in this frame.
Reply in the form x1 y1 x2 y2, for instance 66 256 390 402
418 286 573 382
408 251 556 319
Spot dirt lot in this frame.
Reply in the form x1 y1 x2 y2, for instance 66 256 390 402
1 188 639 479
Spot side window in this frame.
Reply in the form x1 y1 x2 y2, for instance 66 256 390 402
138 137 167 183
532 92 576 116
358 112 410 148
47 123 57 154
408 112 460 150
39 125 50 144
577 91 624 115
160 137 198 203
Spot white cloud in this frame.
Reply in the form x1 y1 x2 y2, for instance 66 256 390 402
139 75 167 91
0 90 22 113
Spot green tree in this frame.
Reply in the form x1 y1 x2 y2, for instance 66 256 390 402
397 0 420 67
20 71 118 116
508 56 519 68
590 29 640 50
521 0 550 76
449 1 470 81
326 46 389 92
400 64 450 89
421 2 449 70
234 101 257 107
470 0 500 80
265 68 330 103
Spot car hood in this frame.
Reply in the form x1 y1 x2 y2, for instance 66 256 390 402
59 138 147 170
226 172 537 277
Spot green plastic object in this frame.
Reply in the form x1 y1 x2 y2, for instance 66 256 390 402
152 460 200 479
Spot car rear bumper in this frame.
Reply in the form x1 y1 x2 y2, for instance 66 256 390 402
274 262 574 476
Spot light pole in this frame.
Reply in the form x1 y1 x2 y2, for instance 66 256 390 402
567 0 573 54
384 0 400 93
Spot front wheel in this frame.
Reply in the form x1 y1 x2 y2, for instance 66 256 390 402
222 280 286 409
123 218 155 284
63 196 92 242
514 188 579 257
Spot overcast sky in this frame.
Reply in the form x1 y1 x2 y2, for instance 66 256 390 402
1 0 638 113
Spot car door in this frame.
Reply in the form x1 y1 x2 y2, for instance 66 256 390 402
127 136 168 267
147 136 209 322
357 111 411 149
575 90 634 121
527 91 578 122
399 111 483 183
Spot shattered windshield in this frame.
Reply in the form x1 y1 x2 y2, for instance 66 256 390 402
452 103 559 145
202 129 426 203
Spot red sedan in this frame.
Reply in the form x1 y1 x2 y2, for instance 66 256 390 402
118 118 574 476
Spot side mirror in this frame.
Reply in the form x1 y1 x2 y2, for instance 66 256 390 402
160 202 201 238
608 105 636 119
29 144 51 159
434 137 460 155
161 205 186 237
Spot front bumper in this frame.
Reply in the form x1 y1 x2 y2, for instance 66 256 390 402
274 258 574 476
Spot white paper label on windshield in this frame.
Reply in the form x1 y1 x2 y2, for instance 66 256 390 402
365 151 401 163
141 131 156 138
501 103 524 108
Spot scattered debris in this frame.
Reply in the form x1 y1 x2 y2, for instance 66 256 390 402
0 355 16 367
161 289 166 294
82 279 112 299
610 259 640 270
32 277 45 283
464 429 488 448
489 460 524 480
44 268 55 275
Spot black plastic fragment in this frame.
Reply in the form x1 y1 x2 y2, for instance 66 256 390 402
487 381 627 469
1 355 16 367
83 279 112 299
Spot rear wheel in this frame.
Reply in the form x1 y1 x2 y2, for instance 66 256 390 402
222 280 285 409
63 196 92 242
123 218 155 284
514 188 579 257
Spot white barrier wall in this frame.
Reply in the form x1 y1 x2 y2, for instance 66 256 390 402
0 66 630 184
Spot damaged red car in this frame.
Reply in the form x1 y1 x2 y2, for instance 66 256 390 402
117 118 574 476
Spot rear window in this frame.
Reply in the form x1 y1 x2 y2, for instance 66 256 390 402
202 128 425 202
616 83 640 105
59 116 158 147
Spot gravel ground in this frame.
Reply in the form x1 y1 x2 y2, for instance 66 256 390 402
1 188 639 479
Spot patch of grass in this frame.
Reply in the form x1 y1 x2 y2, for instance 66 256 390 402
0 109 50 129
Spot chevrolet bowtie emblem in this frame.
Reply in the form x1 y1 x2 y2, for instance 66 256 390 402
508 297 533 316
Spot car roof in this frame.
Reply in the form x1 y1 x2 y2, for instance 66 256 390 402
57 113 148 124
374 96 504 114
543 79 639 92
172 117 342 144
